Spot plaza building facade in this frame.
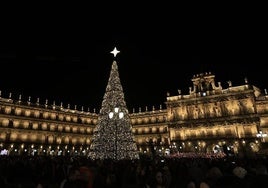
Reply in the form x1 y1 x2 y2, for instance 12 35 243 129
0 72 268 157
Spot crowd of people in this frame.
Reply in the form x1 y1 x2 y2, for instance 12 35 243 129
0 154 268 188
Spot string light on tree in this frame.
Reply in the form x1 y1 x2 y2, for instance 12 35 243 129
88 47 139 160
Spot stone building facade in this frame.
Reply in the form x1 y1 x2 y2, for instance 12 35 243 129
0 72 268 156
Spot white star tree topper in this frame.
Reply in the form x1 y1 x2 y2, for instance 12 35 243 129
110 47 120 57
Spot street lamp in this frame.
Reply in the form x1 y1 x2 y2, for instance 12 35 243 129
108 107 124 160
257 131 267 142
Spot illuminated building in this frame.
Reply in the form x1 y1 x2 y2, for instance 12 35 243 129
0 68 268 157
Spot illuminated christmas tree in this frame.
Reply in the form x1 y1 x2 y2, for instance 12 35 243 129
88 49 139 160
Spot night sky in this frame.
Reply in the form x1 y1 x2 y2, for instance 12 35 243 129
0 7 267 113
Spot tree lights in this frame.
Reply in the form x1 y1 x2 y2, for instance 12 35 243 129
88 60 139 160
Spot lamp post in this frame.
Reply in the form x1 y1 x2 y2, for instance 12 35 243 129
257 131 267 142
109 107 124 160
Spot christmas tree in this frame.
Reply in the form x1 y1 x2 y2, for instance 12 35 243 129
88 50 139 160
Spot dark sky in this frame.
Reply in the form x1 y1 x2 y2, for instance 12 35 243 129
0 6 267 112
